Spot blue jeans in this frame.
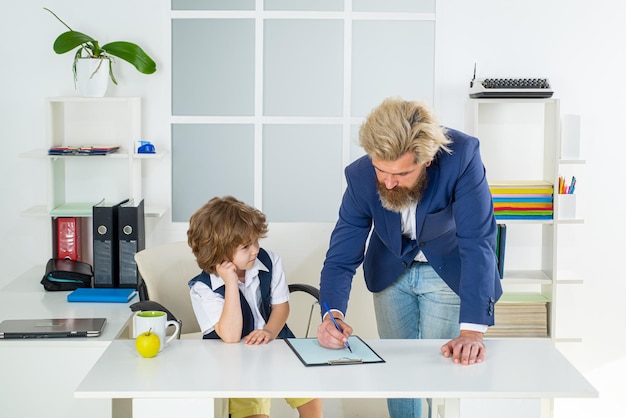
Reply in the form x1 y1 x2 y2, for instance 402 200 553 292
373 262 461 418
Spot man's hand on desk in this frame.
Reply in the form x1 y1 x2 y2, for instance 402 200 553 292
440 330 486 366
317 315 353 349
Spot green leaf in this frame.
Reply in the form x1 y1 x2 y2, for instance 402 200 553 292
102 41 157 74
53 31 97 55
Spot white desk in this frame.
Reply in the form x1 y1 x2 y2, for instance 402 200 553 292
76 338 597 418
0 268 135 418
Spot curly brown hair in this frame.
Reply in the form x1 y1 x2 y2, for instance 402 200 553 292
187 196 268 274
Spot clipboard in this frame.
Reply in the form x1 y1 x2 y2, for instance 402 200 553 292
284 336 385 367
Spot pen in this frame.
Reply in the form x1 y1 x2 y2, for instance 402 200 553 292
322 301 352 353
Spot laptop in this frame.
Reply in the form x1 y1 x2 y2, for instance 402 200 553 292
0 318 107 339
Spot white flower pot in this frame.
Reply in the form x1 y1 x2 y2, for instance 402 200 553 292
75 58 110 97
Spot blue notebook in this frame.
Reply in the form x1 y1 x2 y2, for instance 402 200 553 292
67 288 137 303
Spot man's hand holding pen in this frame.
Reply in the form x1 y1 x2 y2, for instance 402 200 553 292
317 309 353 350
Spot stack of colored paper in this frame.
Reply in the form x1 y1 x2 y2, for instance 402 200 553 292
485 292 548 338
490 181 553 220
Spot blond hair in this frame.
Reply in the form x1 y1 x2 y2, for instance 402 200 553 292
359 97 452 164
187 196 268 274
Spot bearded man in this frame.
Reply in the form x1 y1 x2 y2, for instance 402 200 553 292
317 97 502 418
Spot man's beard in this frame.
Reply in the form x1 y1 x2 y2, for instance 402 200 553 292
377 171 429 212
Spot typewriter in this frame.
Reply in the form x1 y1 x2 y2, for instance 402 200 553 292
468 66 553 99
469 77 553 98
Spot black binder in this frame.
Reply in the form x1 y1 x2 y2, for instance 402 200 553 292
92 199 128 288
118 199 145 288
496 224 507 280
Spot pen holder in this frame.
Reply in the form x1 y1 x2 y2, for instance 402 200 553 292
557 194 576 220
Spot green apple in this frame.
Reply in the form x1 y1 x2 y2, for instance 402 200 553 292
135 329 160 358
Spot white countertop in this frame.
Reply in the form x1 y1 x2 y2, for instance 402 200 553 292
0 267 137 418
76 338 598 400
0 266 134 346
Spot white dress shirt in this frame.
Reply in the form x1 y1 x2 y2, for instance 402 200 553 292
189 249 290 336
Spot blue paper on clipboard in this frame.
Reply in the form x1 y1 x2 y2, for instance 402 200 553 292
285 336 385 366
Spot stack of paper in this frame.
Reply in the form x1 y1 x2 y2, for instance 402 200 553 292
490 181 553 220
485 293 548 338
48 145 121 156
76 145 121 155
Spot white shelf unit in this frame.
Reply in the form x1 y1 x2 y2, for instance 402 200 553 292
21 97 165 218
465 98 584 343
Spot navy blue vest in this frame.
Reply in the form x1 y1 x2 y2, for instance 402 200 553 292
188 248 294 340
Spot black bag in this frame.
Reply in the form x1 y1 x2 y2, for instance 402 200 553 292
40 258 93 291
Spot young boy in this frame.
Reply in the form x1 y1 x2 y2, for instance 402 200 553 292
187 196 323 418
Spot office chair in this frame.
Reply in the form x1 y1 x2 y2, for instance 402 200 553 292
132 241 320 339
132 241 203 337
131 242 320 418
285 283 319 338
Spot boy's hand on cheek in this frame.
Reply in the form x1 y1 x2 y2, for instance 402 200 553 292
216 260 239 285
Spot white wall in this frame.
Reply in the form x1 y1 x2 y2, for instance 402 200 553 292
2 1 624 417
434 2 626 416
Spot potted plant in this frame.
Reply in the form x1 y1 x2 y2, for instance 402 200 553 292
44 7 157 97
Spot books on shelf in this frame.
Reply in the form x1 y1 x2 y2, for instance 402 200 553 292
490 180 553 220
486 292 548 338
48 145 121 156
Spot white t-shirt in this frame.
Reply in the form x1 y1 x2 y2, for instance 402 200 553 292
189 249 290 336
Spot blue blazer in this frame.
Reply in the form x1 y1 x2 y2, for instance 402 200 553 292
320 128 502 326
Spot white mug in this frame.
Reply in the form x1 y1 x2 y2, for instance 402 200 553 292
133 311 180 352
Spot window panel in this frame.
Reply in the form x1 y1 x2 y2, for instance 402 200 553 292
172 124 255 222
263 125 343 221
353 0 435 13
264 0 343 11
172 19 255 116
350 124 367 164
172 0 254 11
170 6 435 222
264 19 344 117
351 20 435 117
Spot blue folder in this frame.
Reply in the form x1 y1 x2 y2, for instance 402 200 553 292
67 288 137 303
